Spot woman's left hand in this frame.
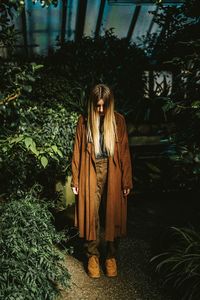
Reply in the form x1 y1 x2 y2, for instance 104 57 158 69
123 189 130 196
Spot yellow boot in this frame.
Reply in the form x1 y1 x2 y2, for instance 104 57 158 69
105 258 117 277
88 255 100 278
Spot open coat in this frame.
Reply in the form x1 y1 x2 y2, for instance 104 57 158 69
71 112 133 241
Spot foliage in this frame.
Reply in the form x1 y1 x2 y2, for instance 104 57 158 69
133 135 200 193
0 1 58 54
30 67 87 114
0 38 78 199
0 2 74 298
32 0 59 7
150 226 200 300
46 28 148 117
137 0 200 191
0 62 43 104
161 40 200 143
0 18 78 199
160 35 200 184
0 97 78 197
0 1 21 52
144 2 200 297
0 185 70 300
140 0 200 60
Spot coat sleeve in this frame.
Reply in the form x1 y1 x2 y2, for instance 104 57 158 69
120 116 133 190
71 115 83 188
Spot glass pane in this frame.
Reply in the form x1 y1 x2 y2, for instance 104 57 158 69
131 5 157 44
101 1 135 38
65 0 79 41
26 1 62 55
13 9 24 47
84 0 101 37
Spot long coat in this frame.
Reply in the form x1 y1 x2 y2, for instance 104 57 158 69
71 112 133 241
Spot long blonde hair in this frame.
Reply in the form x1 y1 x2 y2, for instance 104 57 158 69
87 84 117 157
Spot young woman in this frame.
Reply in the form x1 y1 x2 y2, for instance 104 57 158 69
71 83 133 278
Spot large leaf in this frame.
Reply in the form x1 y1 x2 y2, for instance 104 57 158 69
40 156 48 168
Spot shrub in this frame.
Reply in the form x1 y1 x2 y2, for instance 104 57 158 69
140 0 200 191
0 97 78 197
0 185 70 300
45 28 148 117
150 226 200 300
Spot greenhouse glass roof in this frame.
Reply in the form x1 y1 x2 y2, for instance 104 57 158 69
14 0 185 56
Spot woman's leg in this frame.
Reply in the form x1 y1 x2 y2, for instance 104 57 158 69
86 158 108 257
105 239 119 277
86 158 108 278
106 238 119 259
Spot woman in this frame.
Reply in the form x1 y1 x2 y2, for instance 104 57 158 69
71 83 133 278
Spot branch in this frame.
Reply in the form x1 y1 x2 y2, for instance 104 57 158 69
176 104 200 110
0 88 21 105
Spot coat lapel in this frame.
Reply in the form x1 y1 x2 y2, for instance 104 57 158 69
86 142 96 166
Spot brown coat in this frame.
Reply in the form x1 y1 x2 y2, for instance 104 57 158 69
71 112 133 241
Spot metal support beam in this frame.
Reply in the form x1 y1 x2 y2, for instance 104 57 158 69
61 0 68 46
146 5 159 35
108 0 184 4
148 70 154 99
95 0 106 38
75 0 88 41
21 5 28 56
126 5 141 42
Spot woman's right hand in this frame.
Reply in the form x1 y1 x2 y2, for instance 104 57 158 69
72 187 79 195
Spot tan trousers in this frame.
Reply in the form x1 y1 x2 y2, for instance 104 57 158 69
85 157 118 258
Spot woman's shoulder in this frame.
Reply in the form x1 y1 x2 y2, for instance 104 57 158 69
114 111 125 123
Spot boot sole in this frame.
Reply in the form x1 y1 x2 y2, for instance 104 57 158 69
88 273 100 278
106 272 117 277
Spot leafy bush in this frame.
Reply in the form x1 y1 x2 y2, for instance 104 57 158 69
0 61 78 199
0 2 75 298
144 3 200 298
143 0 200 62
0 185 70 300
150 226 200 300
138 0 200 191
30 68 87 114
0 101 78 197
45 28 148 117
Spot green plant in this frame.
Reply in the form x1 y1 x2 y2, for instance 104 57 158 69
160 41 200 188
0 2 75 298
0 0 58 58
150 226 200 300
0 102 78 197
138 0 200 191
0 52 78 198
0 185 70 300
30 68 87 114
141 0 200 62
46 28 148 117
0 1 22 54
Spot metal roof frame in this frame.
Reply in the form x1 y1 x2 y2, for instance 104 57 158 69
108 0 185 5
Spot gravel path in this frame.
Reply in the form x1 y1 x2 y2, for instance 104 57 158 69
59 237 169 300
56 192 182 300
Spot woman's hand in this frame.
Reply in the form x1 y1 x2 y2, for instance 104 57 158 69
123 188 130 196
72 187 79 195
